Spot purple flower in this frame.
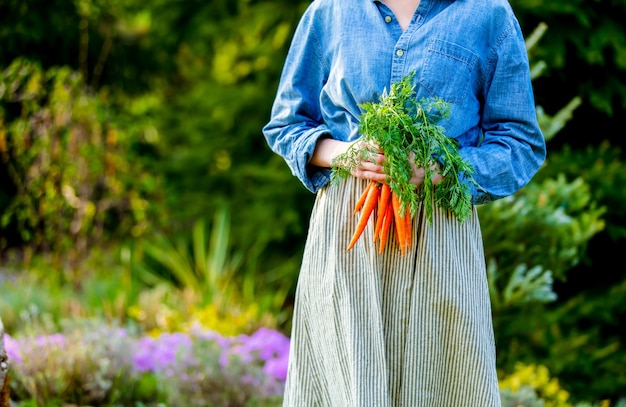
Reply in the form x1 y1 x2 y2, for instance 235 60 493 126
248 327 290 361
132 336 158 372
263 353 289 381
35 333 65 348
192 328 232 349
216 328 290 381
132 332 193 373
3 334 22 365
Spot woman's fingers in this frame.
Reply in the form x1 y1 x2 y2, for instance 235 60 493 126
409 152 444 186
410 167 426 186
351 147 444 185
431 172 443 185
350 145 386 181
352 159 386 182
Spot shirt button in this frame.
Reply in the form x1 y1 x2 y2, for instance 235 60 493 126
396 49 404 57
385 15 392 23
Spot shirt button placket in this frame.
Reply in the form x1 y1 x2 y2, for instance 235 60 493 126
391 46 406 82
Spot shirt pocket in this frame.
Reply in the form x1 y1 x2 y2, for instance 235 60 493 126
418 38 478 103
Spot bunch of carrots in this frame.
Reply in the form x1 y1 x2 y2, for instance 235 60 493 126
347 180 412 255
332 72 478 255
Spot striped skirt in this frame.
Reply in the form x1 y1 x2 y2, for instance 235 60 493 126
282 176 501 407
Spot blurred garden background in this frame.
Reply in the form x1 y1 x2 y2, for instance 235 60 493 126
0 0 625 405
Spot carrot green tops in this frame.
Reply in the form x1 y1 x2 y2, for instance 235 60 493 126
262 0 546 205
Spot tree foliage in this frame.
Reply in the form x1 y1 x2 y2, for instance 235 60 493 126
511 0 626 118
0 58 162 266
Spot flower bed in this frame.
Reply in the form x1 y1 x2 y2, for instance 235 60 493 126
4 322 289 406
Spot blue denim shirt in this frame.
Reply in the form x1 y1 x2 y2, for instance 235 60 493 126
263 0 546 204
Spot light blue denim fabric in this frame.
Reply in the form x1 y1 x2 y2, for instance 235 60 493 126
262 0 546 205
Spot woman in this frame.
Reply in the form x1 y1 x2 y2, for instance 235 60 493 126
263 0 546 405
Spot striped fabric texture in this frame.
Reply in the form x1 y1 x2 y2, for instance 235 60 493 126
283 177 502 407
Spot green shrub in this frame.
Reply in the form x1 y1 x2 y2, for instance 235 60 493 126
534 142 626 241
0 58 162 268
495 144 626 402
479 173 605 311
531 279 626 403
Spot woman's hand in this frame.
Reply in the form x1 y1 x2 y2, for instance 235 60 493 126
311 138 387 183
408 151 443 186
312 137 443 185
349 141 387 183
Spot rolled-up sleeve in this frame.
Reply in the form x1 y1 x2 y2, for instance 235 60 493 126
460 19 547 205
262 8 332 193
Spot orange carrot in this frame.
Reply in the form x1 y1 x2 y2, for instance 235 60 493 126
391 193 406 255
373 183 391 241
405 206 412 250
353 181 374 214
379 202 394 254
347 182 380 250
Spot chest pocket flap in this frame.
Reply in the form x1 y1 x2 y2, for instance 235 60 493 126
419 38 478 104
